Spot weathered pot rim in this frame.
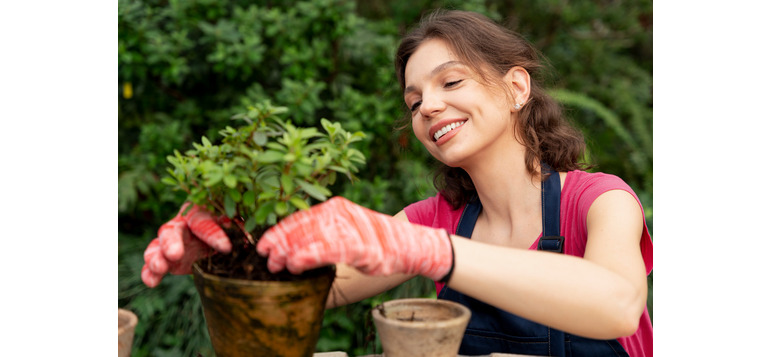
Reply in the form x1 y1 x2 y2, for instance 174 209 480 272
118 308 138 334
371 298 471 329
192 261 334 287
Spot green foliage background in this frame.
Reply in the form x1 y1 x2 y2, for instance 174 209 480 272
118 0 652 355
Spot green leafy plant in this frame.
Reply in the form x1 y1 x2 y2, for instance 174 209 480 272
163 100 366 244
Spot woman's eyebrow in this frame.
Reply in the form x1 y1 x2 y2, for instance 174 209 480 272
404 60 464 96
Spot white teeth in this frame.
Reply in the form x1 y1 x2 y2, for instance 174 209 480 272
433 121 465 141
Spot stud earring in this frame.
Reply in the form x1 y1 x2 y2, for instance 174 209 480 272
514 102 523 110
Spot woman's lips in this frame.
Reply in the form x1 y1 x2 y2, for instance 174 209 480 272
431 119 467 145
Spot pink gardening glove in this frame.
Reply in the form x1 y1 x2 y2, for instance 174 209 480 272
141 203 232 287
257 197 454 281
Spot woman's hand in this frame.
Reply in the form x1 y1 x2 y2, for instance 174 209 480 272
257 197 454 281
141 203 232 287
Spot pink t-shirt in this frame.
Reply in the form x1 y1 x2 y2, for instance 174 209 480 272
404 170 653 357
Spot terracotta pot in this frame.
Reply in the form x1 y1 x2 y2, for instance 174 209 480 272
192 262 335 357
118 308 138 357
372 298 471 357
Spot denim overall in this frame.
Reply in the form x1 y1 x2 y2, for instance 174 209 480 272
438 166 629 356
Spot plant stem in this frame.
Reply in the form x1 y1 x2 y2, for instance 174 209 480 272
233 218 255 246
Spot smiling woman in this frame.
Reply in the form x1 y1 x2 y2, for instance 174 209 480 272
396 12 590 209
139 8 653 357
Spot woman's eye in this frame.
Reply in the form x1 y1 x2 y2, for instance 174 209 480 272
410 101 422 112
444 79 463 88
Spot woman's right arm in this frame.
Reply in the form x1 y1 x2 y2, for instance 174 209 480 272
325 210 416 308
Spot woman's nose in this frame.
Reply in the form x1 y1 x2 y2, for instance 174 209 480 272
419 92 446 118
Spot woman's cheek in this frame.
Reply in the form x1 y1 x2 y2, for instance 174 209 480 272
411 119 431 146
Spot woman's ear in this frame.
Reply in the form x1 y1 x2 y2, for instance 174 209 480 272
505 66 531 112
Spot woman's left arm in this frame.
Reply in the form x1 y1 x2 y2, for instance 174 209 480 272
448 189 647 340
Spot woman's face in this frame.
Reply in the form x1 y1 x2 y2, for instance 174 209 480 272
404 38 516 168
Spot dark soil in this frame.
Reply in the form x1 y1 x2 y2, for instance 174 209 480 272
197 224 331 282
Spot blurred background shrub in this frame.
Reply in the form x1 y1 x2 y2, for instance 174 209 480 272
118 0 652 355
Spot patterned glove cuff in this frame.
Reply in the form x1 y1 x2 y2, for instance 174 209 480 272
437 233 455 284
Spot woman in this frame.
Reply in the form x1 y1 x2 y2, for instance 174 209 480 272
142 10 652 356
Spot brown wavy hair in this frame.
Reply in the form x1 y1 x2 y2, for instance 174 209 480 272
395 9 591 209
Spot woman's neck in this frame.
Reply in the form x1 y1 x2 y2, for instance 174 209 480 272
461 147 543 230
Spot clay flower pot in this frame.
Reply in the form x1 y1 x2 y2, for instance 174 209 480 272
118 308 138 357
192 262 335 357
372 298 471 357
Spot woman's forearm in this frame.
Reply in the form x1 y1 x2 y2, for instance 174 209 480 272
325 263 414 309
447 236 646 339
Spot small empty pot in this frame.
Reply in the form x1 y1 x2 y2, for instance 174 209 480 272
372 298 471 357
119 308 138 357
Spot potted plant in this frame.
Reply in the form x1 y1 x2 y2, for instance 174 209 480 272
163 101 366 357
372 298 471 357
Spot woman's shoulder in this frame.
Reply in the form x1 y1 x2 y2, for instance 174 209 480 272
564 170 635 198
565 169 628 184
404 192 464 231
563 170 652 275
563 169 643 218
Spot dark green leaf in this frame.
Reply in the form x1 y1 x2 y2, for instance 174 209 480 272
295 179 331 201
254 202 276 223
224 194 236 218
242 190 255 206
244 215 257 233
258 191 277 201
280 174 294 193
227 188 241 203
190 190 207 205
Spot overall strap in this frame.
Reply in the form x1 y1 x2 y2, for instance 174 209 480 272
538 163 564 253
456 195 481 239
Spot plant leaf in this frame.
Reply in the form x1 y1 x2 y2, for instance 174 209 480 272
275 201 289 217
227 188 241 203
295 179 331 201
252 131 267 146
203 166 223 187
244 215 257 233
258 150 284 163
160 176 177 186
224 174 237 188
242 190 255 206
224 194 236 218
289 196 310 210
254 202 276 224
299 127 321 139
280 174 294 194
